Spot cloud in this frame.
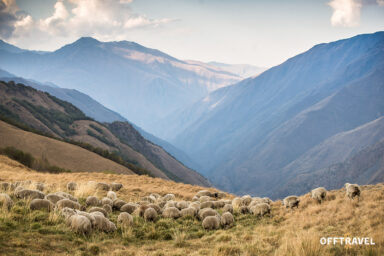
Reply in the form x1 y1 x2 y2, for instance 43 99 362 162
328 0 384 27
0 0 173 42
328 0 362 27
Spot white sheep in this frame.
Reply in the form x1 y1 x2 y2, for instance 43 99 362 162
249 203 270 217
68 215 92 234
101 197 113 206
311 187 327 203
56 199 81 210
180 207 196 217
0 193 13 209
30 199 54 211
220 212 234 227
117 212 133 227
198 208 218 221
162 207 181 219
222 204 233 214
107 191 117 201
110 183 123 191
144 208 158 222
345 183 361 200
15 189 45 200
202 216 220 230
112 199 126 210
120 203 138 214
66 182 77 191
45 193 65 204
283 196 300 209
86 196 101 207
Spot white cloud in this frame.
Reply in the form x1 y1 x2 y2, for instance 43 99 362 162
0 0 173 43
328 0 362 27
377 0 384 6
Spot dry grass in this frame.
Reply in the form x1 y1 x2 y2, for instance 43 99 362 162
0 155 383 256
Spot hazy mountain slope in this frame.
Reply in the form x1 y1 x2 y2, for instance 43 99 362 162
282 116 384 177
0 73 127 123
107 122 209 186
0 120 134 174
0 69 201 177
274 138 384 198
207 61 266 78
165 32 384 196
0 37 241 132
0 80 209 185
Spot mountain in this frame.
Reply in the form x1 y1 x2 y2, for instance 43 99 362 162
0 39 25 53
0 120 134 174
0 68 201 176
156 32 384 197
207 61 266 78
0 80 210 186
0 37 241 133
0 70 127 123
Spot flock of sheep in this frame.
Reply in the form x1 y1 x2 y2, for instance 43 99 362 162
0 180 361 235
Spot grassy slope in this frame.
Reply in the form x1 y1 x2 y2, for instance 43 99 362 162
0 121 134 175
0 156 383 256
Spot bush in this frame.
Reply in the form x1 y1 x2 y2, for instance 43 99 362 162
0 147 34 167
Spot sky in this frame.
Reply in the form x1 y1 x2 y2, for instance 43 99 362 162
0 0 383 67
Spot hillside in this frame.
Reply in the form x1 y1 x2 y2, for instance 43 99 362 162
0 121 134 174
0 37 241 131
0 155 383 256
0 68 197 172
0 80 210 186
156 32 384 197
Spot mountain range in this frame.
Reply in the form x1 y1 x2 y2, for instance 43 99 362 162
0 37 241 133
0 80 209 186
154 32 384 198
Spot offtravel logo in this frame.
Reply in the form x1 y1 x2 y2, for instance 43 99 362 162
320 237 375 246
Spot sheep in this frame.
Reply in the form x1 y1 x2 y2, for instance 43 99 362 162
101 197 113 206
223 204 233 214
15 189 45 200
86 196 100 207
241 195 252 206
34 182 45 192
199 196 211 203
216 192 226 199
30 199 54 211
198 208 219 221
54 192 78 202
67 214 92 234
89 207 108 217
189 202 200 211
147 203 161 214
96 182 110 191
163 194 175 201
311 187 327 203
250 203 270 217
176 201 189 210
150 193 161 199
45 193 65 204
112 199 126 210
196 190 212 197
75 210 96 226
110 183 123 191
117 212 133 227
232 197 242 209
192 196 199 201
60 207 76 219
0 193 13 209
164 201 176 208
283 196 300 209
180 207 197 217
239 206 249 214
200 201 214 209
212 201 225 209
103 204 112 214
263 197 272 204
89 212 116 233
56 199 81 210
66 182 77 191
142 195 156 203
345 183 361 200
162 207 181 219
107 191 117 201
202 216 220 230
120 203 138 214
220 212 234 227
144 207 158 222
